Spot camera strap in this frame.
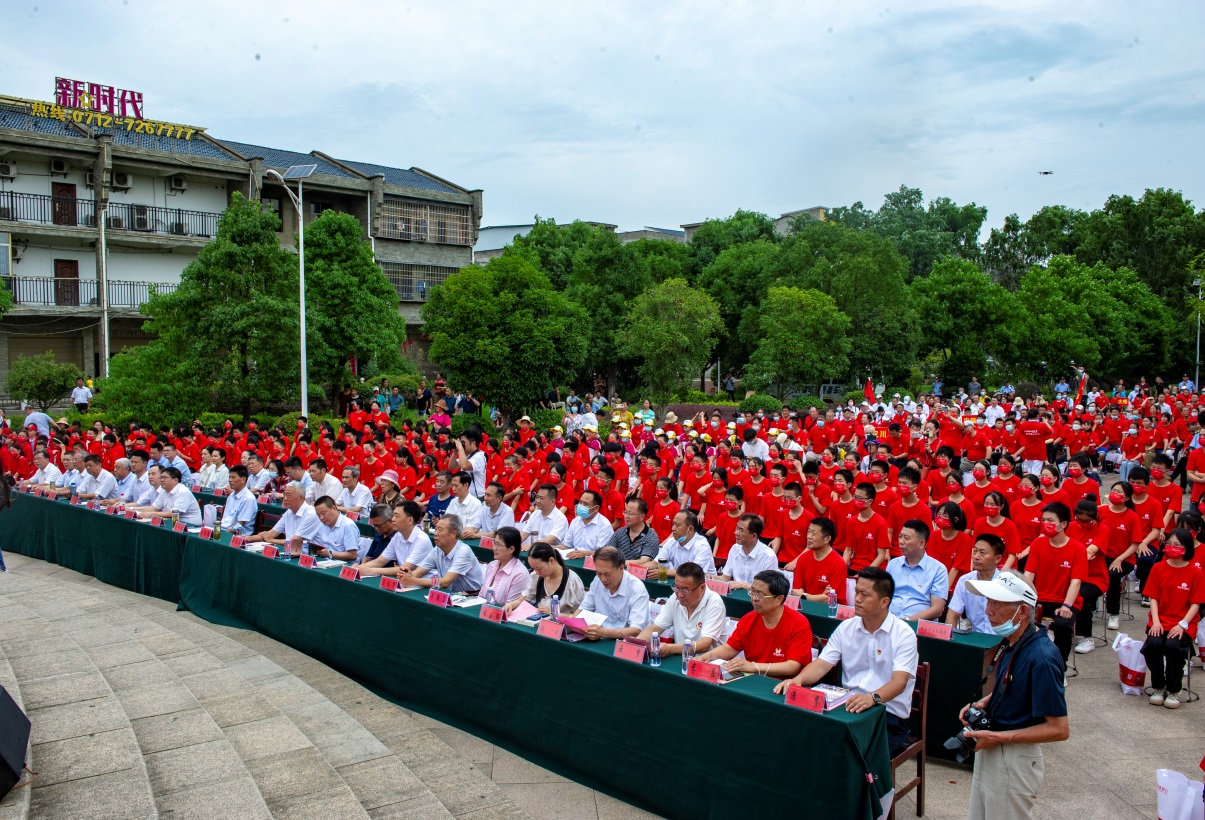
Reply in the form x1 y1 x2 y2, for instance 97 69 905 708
977 639 1010 691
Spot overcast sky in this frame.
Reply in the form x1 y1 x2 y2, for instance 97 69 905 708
6 1 1203 234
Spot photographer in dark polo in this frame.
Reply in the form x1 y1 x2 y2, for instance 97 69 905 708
956 571 1069 819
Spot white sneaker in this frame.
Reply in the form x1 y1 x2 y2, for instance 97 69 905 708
1149 689 1166 705
1075 638 1096 654
1141 597 1151 608
1164 692 1181 709
1107 616 1120 630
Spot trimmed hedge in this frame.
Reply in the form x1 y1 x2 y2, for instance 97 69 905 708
737 394 783 414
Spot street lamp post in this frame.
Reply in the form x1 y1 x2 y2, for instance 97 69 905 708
265 164 316 417
1195 278 1202 390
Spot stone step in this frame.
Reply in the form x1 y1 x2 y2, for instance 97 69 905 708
0 553 529 820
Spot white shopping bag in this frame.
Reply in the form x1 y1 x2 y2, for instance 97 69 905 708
1112 633 1148 695
1156 769 1204 820
201 504 217 528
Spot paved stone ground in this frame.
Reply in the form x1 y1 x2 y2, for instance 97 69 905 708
0 539 1200 819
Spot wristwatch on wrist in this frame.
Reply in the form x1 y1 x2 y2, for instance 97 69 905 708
1179 620 1190 630
872 692 882 705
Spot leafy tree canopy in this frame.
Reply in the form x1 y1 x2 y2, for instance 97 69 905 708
6 352 84 412
618 278 722 400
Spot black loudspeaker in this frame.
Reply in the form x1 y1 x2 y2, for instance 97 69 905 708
0 684 30 797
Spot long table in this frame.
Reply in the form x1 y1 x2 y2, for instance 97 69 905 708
1 493 894 819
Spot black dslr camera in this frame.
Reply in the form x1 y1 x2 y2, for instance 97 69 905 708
944 705 990 764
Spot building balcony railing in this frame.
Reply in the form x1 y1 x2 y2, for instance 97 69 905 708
0 191 220 238
1 275 178 309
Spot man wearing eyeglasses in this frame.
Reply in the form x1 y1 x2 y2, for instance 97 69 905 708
355 501 431 577
695 570 812 679
574 547 650 640
636 562 727 656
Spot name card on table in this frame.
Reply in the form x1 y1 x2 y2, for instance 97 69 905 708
298 554 317 569
426 588 451 607
191 485 201 493
917 619 953 641
536 618 565 640
105 505 119 515
263 545 279 559
479 604 505 623
379 576 399 592
198 527 212 540
151 516 164 528
213 488 226 497
86 500 97 510
614 640 647 664
785 684 826 713
257 494 271 504
686 659 722 684
835 605 856 620
339 566 362 582
173 521 187 533
706 579 731 595
230 536 246 549
627 563 648 580
583 555 596 570
124 510 138 520
479 536 494 550
783 595 801 611
70 495 80 505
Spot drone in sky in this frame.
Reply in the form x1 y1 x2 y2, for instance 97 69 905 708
1038 171 1054 175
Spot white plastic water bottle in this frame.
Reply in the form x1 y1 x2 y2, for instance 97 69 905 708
649 634 662 667
550 595 560 619
485 587 496 606
827 588 838 618
681 640 693 674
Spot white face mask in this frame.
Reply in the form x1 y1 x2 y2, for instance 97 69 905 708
1005 425 1014 433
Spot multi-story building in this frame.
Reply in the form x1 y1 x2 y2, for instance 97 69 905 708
0 81 481 386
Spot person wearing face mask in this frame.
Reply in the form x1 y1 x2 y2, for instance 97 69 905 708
992 455 1021 503
960 571 1069 819
741 427 769 461
1117 419 1147 483
1147 453 1184 531
974 491 1022 569
653 509 716 576
645 478 681 542
929 501 974 591
1126 467 1167 605
842 482 890 573
1140 528 1205 709
964 460 997 519
925 446 958 504
885 467 931 556
1060 455 1097 510
1023 502 1088 676
1066 499 1112 655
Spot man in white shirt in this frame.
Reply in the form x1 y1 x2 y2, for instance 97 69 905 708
636 561 727 656
305 459 342 506
103 458 137 506
520 484 569 547
562 490 614 558
127 462 162 509
142 467 203 526
77 454 119 500
650 510 716 576
54 451 83 495
716 514 779 589
24 449 62 488
312 496 361 561
945 533 1005 635
455 430 488 499
120 451 152 504
574 547 650 639
246 482 320 556
444 471 483 528
741 428 770 461
887 521 950 622
356 502 432 577
399 514 484 594
218 465 259 535
70 378 92 413
775 567 919 757
336 466 375 515
463 481 515 539
246 453 272 493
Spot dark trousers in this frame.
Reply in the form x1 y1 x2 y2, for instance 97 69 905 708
1038 600 1077 669
1075 583 1103 637
1106 561 1135 614
1136 548 1160 595
887 713 912 757
1141 633 1194 693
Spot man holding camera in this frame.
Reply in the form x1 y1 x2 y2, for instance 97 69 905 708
960 571 1069 820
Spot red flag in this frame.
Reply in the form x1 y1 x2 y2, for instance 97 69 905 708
864 377 875 404
1074 370 1087 407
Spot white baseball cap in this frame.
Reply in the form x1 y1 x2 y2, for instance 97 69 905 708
966 572 1038 607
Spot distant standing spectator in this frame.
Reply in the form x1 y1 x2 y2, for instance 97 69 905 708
724 372 737 402
71 378 92 413
967 376 982 397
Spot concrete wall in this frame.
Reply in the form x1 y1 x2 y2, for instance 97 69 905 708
14 245 194 284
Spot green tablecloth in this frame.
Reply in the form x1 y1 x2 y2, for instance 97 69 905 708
178 539 893 820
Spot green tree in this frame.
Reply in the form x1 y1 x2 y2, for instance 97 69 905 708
618 278 722 400
982 206 1087 290
421 256 588 411
6 352 84 412
909 258 1018 370
0 278 12 318
95 341 210 425
102 193 301 421
746 287 851 398
773 220 917 385
695 240 780 370
502 217 600 290
688 209 779 273
627 237 694 284
302 211 407 399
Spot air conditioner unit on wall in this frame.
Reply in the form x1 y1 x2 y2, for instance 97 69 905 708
85 171 95 188
0 161 15 180
50 158 69 175
0 207 11 220
168 175 187 192
112 172 131 189
106 215 124 229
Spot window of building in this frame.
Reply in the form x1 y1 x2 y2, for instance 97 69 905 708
377 261 460 302
377 198 471 245
262 197 283 231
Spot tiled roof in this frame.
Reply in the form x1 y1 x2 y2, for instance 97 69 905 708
219 140 353 177
0 106 87 139
101 127 240 159
336 159 457 193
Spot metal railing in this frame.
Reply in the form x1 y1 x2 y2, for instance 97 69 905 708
1 276 178 309
0 191 219 238
378 262 458 302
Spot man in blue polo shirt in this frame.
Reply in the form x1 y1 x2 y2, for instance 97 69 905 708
886 520 949 622
961 571 1069 820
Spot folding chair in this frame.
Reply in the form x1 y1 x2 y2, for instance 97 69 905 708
888 662 930 820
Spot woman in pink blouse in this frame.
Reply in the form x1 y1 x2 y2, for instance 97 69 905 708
481 527 531 604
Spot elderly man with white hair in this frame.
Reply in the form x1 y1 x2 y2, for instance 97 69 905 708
245 481 321 556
